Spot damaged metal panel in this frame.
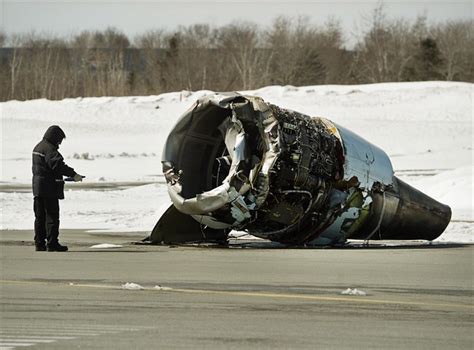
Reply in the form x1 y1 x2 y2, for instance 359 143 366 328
150 93 451 246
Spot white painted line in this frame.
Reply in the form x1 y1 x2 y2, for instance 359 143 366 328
1 325 89 329
0 339 55 343
1 325 138 331
0 329 100 337
0 343 34 347
0 336 75 340
1 323 137 329
0 330 100 336
0 327 100 332
0 329 110 337
0 326 120 333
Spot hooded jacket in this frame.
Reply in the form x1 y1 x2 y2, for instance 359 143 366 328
32 125 76 199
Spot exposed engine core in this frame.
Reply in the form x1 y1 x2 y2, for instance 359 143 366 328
154 93 451 245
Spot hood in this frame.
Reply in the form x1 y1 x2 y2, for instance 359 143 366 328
43 125 66 146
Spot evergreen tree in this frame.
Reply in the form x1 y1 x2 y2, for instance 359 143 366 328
404 37 443 80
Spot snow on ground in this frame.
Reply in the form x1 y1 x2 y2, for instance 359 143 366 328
340 288 367 296
1 82 472 243
89 243 123 249
121 282 144 290
406 165 473 243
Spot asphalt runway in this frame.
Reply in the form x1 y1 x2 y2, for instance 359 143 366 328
0 230 472 349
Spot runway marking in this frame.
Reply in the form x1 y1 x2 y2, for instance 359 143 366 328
0 325 141 333
0 339 55 343
0 327 115 334
1 325 140 331
0 325 122 349
1 279 472 311
0 343 34 347
0 330 127 335
0 331 99 336
0 327 102 334
0 323 151 349
0 326 141 334
0 336 75 340
170 288 474 310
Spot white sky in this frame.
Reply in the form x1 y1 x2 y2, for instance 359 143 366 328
1 0 472 45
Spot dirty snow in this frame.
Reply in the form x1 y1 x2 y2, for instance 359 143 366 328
1 82 472 243
153 285 173 291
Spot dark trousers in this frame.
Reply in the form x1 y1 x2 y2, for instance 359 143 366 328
34 196 60 246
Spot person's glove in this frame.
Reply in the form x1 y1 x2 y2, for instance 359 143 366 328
73 174 85 182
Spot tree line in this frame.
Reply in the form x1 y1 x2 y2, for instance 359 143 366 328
0 9 472 101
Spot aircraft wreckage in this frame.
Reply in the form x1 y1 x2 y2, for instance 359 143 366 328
149 93 451 246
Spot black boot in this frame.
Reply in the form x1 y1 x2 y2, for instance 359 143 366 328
35 244 46 251
47 243 68 252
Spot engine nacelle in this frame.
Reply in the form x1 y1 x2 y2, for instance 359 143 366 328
150 93 451 245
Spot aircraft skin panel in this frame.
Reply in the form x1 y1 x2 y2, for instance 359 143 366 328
335 123 394 190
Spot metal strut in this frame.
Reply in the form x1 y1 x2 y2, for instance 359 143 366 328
364 191 386 245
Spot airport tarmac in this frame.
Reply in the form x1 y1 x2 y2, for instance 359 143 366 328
0 229 472 349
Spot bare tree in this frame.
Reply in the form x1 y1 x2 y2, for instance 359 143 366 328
266 16 346 86
218 22 271 90
7 34 25 99
134 29 165 49
353 4 433 83
432 20 473 81
0 31 6 47
178 24 219 90
0 12 472 101
70 28 131 96
133 29 166 94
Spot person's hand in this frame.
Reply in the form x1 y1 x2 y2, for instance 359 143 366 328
73 174 85 182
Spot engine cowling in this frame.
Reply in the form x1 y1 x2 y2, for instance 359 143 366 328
150 93 451 245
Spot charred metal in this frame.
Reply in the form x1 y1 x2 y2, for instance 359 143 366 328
150 93 451 246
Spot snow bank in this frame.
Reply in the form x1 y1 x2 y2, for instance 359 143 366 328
1 82 472 243
409 166 473 218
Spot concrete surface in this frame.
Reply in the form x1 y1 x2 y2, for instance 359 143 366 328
0 229 472 349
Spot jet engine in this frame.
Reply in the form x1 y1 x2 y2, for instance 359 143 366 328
150 93 451 245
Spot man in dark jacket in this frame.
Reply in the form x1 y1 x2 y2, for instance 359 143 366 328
32 125 84 252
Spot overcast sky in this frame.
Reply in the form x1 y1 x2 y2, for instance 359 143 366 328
1 0 472 45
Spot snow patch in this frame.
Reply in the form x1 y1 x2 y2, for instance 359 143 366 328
89 243 123 249
341 288 367 296
154 285 173 291
121 283 144 290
